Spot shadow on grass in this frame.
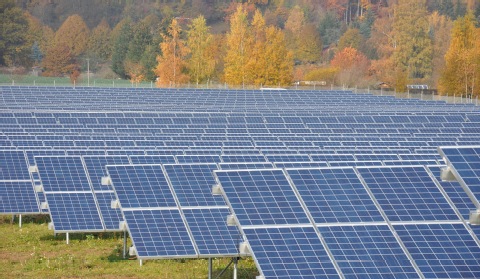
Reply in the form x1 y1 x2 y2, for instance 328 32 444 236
40 231 124 242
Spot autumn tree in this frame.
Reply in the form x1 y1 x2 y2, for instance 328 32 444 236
42 43 79 78
439 11 479 97
338 28 364 52
55 14 90 57
331 47 370 87
224 5 251 86
429 12 453 87
393 0 433 80
111 19 132 78
155 18 190 87
263 26 294 86
285 6 321 64
246 10 267 85
187 15 216 84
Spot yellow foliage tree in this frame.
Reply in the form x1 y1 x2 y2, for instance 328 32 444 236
186 15 215 84
155 18 190 87
54 14 90 56
224 5 251 86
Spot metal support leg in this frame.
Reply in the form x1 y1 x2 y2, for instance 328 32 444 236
19 214 22 228
233 257 238 279
66 232 69 245
139 259 143 266
208 258 213 279
123 230 127 259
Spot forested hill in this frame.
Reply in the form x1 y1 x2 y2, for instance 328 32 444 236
1 0 480 96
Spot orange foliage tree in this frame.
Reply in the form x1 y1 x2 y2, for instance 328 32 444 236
331 47 369 87
155 18 190 87
54 14 90 57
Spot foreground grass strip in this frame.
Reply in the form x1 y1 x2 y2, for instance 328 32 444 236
0 218 257 278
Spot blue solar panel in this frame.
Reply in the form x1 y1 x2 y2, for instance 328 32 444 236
163 163 225 207
35 156 91 192
129 155 176 164
264 154 311 162
355 154 400 161
243 226 340 279
357 166 459 222
319 225 419 278
82 156 130 191
0 150 30 180
0 181 39 213
45 193 103 232
221 154 267 163
274 161 329 168
182 208 240 255
427 166 475 220
310 154 355 161
176 155 221 163
439 146 480 201
95 192 123 230
286 168 384 223
122 209 197 258
218 162 274 170
383 159 439 166
215 169 310 226
394 223 480 278
106 164 176 208
328 160 383 167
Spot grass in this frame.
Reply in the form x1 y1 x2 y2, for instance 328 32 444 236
0 216 258 278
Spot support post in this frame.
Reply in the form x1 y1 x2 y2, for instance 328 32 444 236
11 215 15 224
208 258 213 279
66 232 70 244
139 259 143 266
123 230 127 259
233 257 238 279
19 214 22 228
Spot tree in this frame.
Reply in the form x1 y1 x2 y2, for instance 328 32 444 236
246 10 267 85
42 43 79 78
30 41 42 65
0 3 29 66
331 47 370 87
155 18 190 87
439 12 479 97
224 5 251 86
263 26 294 86
187 15 216 84
338 28 364 52
88 19 112 61
296 24 322 64
393 0 433 80
111 19 132 78
429 12 453 87
55 14 90 57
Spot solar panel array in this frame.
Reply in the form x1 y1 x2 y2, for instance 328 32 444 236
2 86 480 274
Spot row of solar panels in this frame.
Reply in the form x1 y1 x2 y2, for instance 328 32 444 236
25 146 480 278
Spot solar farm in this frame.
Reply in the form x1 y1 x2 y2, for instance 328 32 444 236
2 85 480 278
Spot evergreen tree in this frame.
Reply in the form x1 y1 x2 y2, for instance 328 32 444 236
30 41 43 65
0 3 29 66
111 20 132 78
88 19 112 61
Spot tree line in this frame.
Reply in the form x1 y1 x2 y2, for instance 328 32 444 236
1 0 480 95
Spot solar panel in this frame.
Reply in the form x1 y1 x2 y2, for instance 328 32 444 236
0 150 30 180
0 181 39 213
318 225 419 278
220 154 267 163
394 223 480 278
328 160 383 167
129 155 176 164
214 169 310 226
218 162 274 170
286 168 384 223
356 166 459 222
176 155 221 163
162 163 224 207
82 155 130 191
310 154 355 161
243 226 340 278
35 156 91 192
439 146 480 202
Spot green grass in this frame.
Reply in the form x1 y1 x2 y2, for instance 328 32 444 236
0 217 258 278
0 74 153 88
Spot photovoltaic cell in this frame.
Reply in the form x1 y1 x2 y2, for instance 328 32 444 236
35 156 91 192
176 155 221 163
220 154 267 163
82 155 130 191
218 162 273 170
243 226 340 279
122 209 197 258
274 162 328 168
394 223 480 278
319 225 419 278
214 169 310 226
95 192 123 230
163 163 225 207
129 155 176 164
286 168 384 223
439 146 480 201
182 208 240 255
0 150 30 180
45 192 103 232
356 166 459 222
106 164 176 208
0 181 39 213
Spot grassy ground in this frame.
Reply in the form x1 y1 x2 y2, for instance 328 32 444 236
0 216 258 279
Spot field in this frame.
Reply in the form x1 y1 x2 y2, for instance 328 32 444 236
0 217 257 279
